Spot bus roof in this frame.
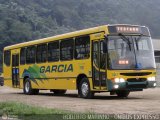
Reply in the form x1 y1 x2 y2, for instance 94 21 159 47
4 24 147 50
4 25 108 50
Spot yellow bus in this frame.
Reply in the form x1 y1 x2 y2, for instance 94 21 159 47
3 24 156 98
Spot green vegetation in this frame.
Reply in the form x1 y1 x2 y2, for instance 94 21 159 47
0 102 70 120
0 0 160 68
0 101 69 115
0 102 116 120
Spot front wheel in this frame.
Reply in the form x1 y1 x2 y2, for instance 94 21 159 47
116 90 130 98
78 78 94 99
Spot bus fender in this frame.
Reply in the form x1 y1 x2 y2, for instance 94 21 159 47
76 74 88 89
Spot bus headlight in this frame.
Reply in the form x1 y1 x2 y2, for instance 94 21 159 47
120 78 125 82
115 78 120 83
147 77 156 81
114 85 119 89
114 78 125 83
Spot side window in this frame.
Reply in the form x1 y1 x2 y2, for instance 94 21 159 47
4 50 11 66
26 46 36 64
36 44 47 63
20 48 26 65
75 36 90 59
60 39 74 60
48 41 59 62
155 51 160 63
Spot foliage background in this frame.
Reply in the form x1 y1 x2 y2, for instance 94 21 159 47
0 0 160 69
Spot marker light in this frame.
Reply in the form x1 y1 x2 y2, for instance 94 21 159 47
147 77 156 81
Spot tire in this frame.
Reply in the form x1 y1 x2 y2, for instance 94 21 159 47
78 78 94 99
23 78 39 95
116 90 130 98
52 90 67 95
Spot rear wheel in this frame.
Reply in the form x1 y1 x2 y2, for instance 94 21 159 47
116 90 130 98
23 78 39 95
78 78 94 99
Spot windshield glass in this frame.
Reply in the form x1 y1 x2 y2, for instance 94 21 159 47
107 36 156 70
133 36 156 69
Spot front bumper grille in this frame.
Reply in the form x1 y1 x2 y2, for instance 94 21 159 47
127 84 147 89
120 72 152 76
127 78 147 82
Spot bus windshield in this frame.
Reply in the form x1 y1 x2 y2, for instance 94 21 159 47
107 35 156 70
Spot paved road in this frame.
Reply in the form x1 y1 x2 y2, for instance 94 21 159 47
0 86 160 114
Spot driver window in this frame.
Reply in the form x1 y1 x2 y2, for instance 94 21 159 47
108 39 119 60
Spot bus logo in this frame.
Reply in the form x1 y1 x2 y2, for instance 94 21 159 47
40 64 73 73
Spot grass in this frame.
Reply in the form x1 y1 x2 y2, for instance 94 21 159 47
0 101 68 114
0 102 71 120
0 102 116 120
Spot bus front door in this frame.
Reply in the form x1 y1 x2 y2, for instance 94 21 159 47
12 54 20 88
92 41 107 90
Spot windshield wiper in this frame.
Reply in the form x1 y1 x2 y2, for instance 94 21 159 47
135 34 143 51
119 33 132 51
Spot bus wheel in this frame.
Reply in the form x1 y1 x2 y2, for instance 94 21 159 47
116 90 130 98
53 90 67 95
78 78 94 99
23 78 39 95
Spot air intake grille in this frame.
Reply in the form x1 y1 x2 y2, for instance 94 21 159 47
127 84 147 89
120 72 152 76
127 78 147 82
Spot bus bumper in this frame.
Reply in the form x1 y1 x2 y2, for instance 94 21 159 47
108 80 156 91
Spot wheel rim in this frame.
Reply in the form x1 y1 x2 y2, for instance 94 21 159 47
81 82 89 97
25 81 30 93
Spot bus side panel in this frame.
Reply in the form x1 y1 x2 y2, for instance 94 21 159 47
3 56 12 87
19 59 92 90
30 78 76 90
4 64 12 87
19 78 23 89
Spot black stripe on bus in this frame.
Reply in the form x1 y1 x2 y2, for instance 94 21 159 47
19 77 93 80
